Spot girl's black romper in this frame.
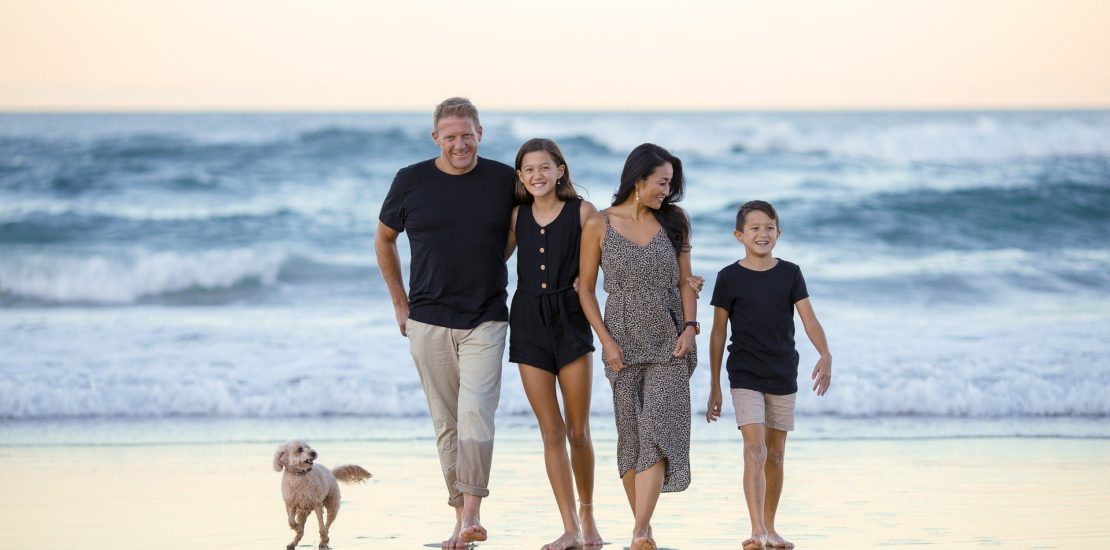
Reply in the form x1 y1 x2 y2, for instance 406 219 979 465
509 197 595 373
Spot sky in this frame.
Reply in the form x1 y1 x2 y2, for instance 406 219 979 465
1 0 1109 110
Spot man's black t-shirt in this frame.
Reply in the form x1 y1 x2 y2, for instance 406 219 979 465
710 259 809 395
379 157 515 329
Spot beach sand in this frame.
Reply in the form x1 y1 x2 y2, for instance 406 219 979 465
0 417 1107 549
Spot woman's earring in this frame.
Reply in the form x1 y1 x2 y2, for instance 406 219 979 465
635 190 640 203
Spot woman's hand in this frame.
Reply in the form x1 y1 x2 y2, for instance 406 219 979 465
602 339 626 372
706 384 723 423
673 326 696 358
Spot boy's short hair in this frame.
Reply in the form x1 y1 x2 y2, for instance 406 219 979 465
433 97 480 130
736 200 780 230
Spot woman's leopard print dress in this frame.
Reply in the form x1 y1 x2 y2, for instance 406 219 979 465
600 213 696 492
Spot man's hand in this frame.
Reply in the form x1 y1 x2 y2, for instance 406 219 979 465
686 275 705 298
394 303 410 337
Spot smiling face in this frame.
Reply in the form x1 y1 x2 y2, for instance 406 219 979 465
735 209 780 258
636 162 673 209
433 115 482 174
516 150 565 200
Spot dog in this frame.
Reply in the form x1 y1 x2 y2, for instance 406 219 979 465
273 439 372 549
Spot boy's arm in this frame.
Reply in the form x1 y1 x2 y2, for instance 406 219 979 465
706 306 729 422
795 297 832 396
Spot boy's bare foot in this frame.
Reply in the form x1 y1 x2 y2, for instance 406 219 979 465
630 535 657 550
741 534 767 550
766 532 794 548
578 502 603 546
542 531 585 550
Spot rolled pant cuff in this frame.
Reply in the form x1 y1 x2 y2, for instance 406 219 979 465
454 481 490 498
447 494 464 508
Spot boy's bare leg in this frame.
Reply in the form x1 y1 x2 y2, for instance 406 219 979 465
763 427 793 548
739 423 768 549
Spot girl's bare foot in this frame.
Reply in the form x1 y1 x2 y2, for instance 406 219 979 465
578 502 603 547
541 531 585 550
766 532 794 548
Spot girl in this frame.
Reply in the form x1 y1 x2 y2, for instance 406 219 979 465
506 138 603 550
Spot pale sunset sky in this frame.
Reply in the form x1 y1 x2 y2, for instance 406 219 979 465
1 0 1108 110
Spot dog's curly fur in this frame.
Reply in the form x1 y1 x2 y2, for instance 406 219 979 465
273 439 372 549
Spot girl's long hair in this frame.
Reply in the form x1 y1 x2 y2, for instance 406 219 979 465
514 138 582 204
613 143 690 254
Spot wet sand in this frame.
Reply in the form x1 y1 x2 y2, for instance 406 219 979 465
0 418 1107 548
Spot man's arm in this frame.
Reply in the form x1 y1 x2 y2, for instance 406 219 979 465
375 221 409 337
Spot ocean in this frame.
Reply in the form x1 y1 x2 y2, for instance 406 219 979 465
1 111 1108 439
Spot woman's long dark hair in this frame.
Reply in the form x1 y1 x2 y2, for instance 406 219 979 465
514 138 582 204
614 143 690 254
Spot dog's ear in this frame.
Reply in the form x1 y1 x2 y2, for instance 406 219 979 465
273 446 287 472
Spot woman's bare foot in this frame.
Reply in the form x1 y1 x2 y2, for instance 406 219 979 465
578 502 603 547
766 531 794 548
741 533 767 550
542 531 585 550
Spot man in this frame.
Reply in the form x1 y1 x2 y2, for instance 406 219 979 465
375 97 515 548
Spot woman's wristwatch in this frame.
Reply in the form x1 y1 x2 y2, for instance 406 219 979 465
684 320 700 335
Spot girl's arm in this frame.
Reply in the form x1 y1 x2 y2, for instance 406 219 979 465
503 206 519 261
706 306 729 423
578 211 624 371
796 297 832 396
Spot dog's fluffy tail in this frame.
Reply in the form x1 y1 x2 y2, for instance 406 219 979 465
332 464 372 484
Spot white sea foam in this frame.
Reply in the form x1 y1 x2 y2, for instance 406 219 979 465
504 112 1110 162
0 248 288 303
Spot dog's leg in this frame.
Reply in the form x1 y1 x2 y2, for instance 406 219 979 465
286 502 298 531
288 509 308 549
315 505 329 548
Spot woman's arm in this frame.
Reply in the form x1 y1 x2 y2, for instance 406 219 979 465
578 211 624 371
673 210 697 357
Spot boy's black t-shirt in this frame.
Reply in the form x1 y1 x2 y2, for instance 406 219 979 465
710 259 809 395
379 157 515 329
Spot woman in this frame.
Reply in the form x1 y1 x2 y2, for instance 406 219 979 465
577 143 698 550
506 138 603 550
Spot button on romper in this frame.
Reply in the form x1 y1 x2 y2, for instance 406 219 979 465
600 212 696 492
509 197 595 373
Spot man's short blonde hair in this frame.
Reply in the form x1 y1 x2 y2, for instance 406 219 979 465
433 97 480 131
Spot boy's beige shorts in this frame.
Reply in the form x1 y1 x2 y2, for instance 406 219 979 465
730 388 797 432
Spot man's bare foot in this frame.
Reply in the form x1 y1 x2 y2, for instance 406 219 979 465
630 535 657 550
766 532 794 548
441 520 470 549
541 531 584 550
460 523 487 543
578 502 603 546
741 534 767 550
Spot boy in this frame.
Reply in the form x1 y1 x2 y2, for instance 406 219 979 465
706 200 832 550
